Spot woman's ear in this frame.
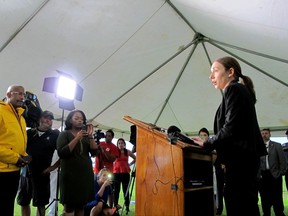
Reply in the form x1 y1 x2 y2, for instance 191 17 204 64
228 68 234 78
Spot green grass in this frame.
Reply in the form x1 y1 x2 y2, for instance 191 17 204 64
14 177 288 215
14 186 136 216
218 176 288 216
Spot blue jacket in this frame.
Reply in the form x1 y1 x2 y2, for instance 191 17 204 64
85 181 110 209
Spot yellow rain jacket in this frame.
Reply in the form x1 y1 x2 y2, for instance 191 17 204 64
0 101 27 172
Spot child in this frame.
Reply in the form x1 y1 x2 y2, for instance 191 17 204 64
85 168 118 216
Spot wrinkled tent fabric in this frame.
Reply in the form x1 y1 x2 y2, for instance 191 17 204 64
1 0 287 139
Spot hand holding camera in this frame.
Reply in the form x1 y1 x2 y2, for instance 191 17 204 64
81 124 88 137
81 124 94 137
16 155 32 167
103 174 113 186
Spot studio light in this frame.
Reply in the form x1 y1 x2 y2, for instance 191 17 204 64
56 76 76 100
42 71 83 111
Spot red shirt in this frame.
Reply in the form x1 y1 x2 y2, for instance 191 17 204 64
94 141 119 173
113 151 130 173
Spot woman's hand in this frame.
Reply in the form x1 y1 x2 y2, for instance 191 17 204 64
191 136 204 147
86 123 94 138
103 178 112 187
75 130 88 140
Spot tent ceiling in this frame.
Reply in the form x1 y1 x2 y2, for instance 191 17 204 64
1 0 287 139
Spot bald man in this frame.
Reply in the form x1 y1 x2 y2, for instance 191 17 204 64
0 85 29 216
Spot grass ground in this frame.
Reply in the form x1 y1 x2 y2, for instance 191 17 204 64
14 177 288 216
220 185 288 216
13 186 136 216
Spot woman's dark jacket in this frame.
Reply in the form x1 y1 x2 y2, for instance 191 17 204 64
204 80 267 165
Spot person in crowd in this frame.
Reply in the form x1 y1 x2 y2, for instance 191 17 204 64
84 168 117 216
113 138 136 214
94 129 119 207
94 129 119 174
17 110 60 216
281 130 288 192
57 110 99 216
191 56 267 216
0 84 29 216
198 127 225 215
259 128 286 216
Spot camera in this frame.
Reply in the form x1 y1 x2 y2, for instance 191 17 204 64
93 129 105 145
22 155 32 163
23 91 42 128
25 91 37 101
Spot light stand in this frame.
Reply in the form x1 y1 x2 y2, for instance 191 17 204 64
45 109 64 216
43 72 83 215
120 163 136 216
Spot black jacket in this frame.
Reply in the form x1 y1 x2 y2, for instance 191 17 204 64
204 81 267 165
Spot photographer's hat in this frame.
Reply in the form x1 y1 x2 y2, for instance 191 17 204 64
41 110 54 119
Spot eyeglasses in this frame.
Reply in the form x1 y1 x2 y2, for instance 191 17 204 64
10 91 26 97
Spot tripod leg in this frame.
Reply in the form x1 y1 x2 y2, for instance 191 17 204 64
121 164 136 216
46 167 60 216
55 167 60 216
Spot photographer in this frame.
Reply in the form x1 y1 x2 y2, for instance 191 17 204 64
84 168 118 216
94 129 119 174
0 85 29 216
17 111 60 216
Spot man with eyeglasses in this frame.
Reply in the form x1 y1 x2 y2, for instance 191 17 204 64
0 84 30 216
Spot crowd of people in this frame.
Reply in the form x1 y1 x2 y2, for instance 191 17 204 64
1 56 288 216
0 85 136 216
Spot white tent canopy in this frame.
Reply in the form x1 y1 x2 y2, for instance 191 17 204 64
1 0 287 139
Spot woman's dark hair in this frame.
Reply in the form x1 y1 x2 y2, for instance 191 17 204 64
64 109 87 130
117 138 128 156
216 56 256 104
198 127 209 136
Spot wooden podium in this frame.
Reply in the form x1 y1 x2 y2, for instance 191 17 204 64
124 116 215 216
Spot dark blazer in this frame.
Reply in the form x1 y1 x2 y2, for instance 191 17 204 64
260 140 287 178
204 80 267 165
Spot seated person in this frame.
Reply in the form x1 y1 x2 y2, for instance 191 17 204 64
85 168 118 216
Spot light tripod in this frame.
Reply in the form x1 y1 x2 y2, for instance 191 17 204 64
120 163 136 216
45 166 60 215
45 108 64 216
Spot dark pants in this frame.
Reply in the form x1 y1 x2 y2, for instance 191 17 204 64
17 173 51 207
215 163 225 214
113 173 131 208
224 157 260 216
259 170 285 216
0 171 20 216
285 169 288 191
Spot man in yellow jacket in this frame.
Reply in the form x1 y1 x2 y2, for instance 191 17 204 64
0 84 29 216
